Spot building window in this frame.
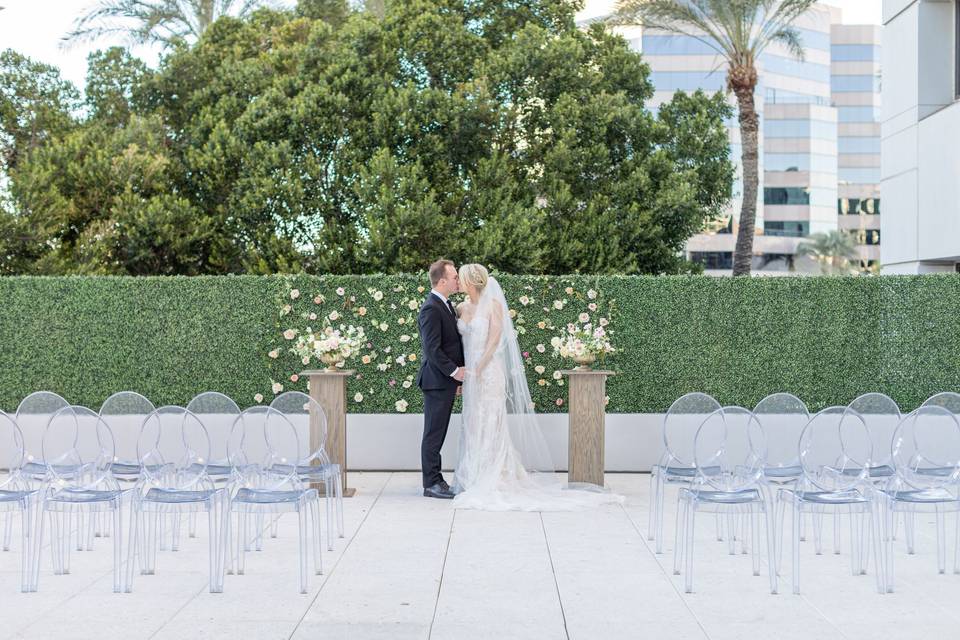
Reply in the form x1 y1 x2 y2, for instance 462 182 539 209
764 221 810 237
838 198 880 215
764 187 811 205
690 252 733 269
851 229 881 245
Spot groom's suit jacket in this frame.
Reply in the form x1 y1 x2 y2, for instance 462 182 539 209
416 294 465 391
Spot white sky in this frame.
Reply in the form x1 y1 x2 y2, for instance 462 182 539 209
0 0 883 92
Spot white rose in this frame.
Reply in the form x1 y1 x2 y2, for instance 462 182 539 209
373 291 384 301
268 349 279 359
402 380 412 389
579 312 590 323
329 311 340 321
354 392 363 402
290 289 300 300
283 329 296 340
395 399 409 413
253 393 264 403
536 344 546 353
587 289 597 299
336 287 345 296
553 300 563 310
399 334 411 342
271 382 283 394
408 300 418 310
519 295 529 306
535 365 545 374
379 322 388 331
552 371 562 380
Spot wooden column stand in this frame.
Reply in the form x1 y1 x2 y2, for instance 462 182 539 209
302 369 356 497
560 369 615 487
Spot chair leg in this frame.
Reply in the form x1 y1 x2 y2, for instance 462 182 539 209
335 473 344 538
647 470 658 541
4 510 13 551
834 509 841 556
112 505 123 593
238 510 247 575
848 505 860 577
297 509 308 594
905 511 916 554
765 505 778 594
792 505 801 595
655 477 667 553
684 503 696 594
936 504 947 574
673 497 686 576
310 499 323 575
751 507 760 576
954 509 960 575
125 506 139 592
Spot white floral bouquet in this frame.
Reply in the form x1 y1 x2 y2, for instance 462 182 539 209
291 323 366 369
551 322 615 366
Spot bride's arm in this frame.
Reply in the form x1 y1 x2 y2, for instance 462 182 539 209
475 303 503 374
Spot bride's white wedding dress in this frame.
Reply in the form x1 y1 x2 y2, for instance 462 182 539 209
452 277 622 511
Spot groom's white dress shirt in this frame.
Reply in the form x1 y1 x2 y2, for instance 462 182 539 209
431 289 459 379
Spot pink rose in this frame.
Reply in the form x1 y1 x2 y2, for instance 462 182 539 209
555 398 564 406
290 374 299 383
283 329 296 340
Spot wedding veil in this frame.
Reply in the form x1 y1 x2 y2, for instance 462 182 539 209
474 276 557 477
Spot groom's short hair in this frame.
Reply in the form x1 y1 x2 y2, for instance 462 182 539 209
429 259 454 286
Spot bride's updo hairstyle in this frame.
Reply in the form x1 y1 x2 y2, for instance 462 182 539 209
458 263 488 294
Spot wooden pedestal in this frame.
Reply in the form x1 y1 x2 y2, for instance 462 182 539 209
560 369 614 487
301 369 356 497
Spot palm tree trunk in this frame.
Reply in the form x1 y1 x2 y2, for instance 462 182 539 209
731 80 759 276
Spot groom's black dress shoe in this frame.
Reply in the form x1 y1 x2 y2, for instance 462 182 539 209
423 483 455 499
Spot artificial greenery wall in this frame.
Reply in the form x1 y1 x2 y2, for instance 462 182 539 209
1 274 958 414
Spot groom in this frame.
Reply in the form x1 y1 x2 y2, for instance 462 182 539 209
416 259 465 499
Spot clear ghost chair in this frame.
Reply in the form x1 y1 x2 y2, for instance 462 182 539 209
0 411 40 592
673 406 777 594
922 392 960 414
33 406 126 592
270 391 343 550
15 391 70 482
839 393 901 553
99 391 156 481
879 406 960 592
753 392 809 567
125 406 229 593
225 407 323 593
183 392 241 543
778 407 884 595
650 392 722 554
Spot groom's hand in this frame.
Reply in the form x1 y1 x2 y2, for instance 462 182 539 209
452 368 465 382
456 386 462 396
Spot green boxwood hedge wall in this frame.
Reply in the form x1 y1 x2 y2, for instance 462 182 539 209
1 274 958 414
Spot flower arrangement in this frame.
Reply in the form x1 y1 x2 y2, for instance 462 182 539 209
291 323 367 370
551 322 615 369
263 275 615 411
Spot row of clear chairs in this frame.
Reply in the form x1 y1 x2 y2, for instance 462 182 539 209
0 390 343 594
651 391 960 594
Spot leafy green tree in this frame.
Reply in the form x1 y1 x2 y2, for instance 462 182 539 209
85 47 151 127
611 0 817 276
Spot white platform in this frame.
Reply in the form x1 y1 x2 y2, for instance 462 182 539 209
3 472 960 640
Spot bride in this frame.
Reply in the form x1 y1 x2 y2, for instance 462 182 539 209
452 263 621 511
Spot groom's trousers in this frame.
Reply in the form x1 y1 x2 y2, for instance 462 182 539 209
422 386 457 488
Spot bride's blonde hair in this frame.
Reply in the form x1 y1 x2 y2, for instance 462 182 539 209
458 263 488 293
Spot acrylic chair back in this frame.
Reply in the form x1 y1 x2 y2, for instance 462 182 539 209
270 391 327 465
663 393 722 467
186 392 241 463
15 391 69 469
0 411 26 491
922 392 960 415
752 393 808 471
799 407 871 492
137 406 210 489
99 392 156 467
693 406 766 493
844 393 900 471
41 406 116 490
891 406 960 490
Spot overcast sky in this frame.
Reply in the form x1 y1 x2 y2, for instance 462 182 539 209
0 0 883 92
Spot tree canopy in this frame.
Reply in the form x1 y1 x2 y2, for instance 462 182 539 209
0 0 734 276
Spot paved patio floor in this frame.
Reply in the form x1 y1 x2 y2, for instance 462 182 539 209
2 472 958 640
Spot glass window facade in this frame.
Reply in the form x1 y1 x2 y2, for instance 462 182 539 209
690 252 733 269
764 119 836 140
838 137 881 154
831 75 881 93
649 71 727 92
760 53 830 83
765 152 837 173
852 229 881 245
764 187 810 205
765 221 810 237
839 167 882 183
838 198 880 215
830 44 881 61
838 106 880 123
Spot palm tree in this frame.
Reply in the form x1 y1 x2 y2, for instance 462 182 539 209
64 0 273 47
796 230 858 275
610 0 817 276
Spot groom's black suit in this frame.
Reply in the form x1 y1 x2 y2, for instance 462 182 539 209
416 292 465 489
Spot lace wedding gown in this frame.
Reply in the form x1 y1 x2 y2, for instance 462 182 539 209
451 278 622 511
